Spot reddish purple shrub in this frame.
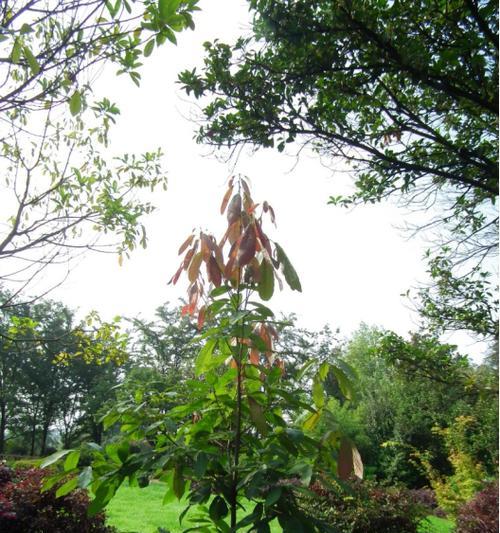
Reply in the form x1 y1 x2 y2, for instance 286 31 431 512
408 487 446 517
0 467 115 533
455 482 499 533
0 465 13 486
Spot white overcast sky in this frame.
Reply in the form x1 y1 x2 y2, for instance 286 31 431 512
47 0 487 360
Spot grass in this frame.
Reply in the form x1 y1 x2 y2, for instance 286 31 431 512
418 515 455 533
105 482 281 533
106 482 454 533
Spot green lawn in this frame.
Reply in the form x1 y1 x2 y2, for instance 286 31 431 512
418 515 455 533
105 482 454 533
105 482 281 533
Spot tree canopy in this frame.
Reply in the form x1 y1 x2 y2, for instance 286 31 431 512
179 0 498 340
0 0 199 306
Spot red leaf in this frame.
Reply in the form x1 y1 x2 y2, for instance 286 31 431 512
188 252 203 283
255 221 272 257
220 185 234 214
197 306 206 330
178 234 194 255
227 220 241 245
241 178 251 198
182 246 196 270
200 233 211 262
250 258 261 283
168 263 183 285
250 348 260 365
237 224 257 267
207 256 222 287
246 202 259 215
268 205 276 225
227 193 242 225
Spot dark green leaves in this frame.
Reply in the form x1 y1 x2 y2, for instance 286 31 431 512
275 243 302 292
209 496 228 521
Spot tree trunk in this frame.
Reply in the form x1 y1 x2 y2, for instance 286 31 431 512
0 399 6 455
29 418 37 456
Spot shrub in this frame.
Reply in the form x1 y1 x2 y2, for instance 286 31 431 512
0 467 116 533
455 483 499 533
12 458 41 470
0 465 13 486
298 478 428 533
408 487 446 517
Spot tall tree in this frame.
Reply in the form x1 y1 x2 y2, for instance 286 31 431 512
179 0 498 340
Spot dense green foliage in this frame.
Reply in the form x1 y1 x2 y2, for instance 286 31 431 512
334 326 498 487
0 292 124 456
179 0 498 341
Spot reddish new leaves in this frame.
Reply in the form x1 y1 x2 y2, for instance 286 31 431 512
170 176 300 377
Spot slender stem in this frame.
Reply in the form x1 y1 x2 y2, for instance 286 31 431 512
230 186 245 530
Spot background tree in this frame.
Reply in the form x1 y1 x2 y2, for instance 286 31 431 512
333 324 498 487
179 0 498 342
0 0 199 305
0 293 122 456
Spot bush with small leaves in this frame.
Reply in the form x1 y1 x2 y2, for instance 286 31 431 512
0 467 115 533
455 483 499 533
298 479 428 533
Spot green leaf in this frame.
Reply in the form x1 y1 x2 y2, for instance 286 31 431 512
332 366 355 401
88 480 118 516
40 449 73 468
173 465 185 499
11 38 22 64
296 359 315 381
63 450 80 472
158 0 169 19
56 476 78 497
162 472 176 504
102 411 120 430
318 361 330 381
265 486 282 507
288 462 313 485
23 46 40 75
312 378 325 409
144 39 155 57
194 452 208 478
41 471 67 492
69 90 82 116
303 410 321 431
258 258 274 301
117 440 130 463
78 466 93 488
248 396 269 435
275 243 302 292
194 337 217 376
20 23 33 34
209 496 228 521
